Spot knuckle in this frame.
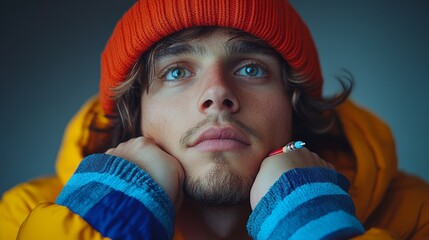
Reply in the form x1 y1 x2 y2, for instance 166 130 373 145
135 136 150 145
116 142 126 149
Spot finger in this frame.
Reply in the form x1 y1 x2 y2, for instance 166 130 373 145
105 148 114 154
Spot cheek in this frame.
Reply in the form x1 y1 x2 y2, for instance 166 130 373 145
247 93 292 147
271 101 292 144
140 98 182 150
142 111 166 137
141 106 166 140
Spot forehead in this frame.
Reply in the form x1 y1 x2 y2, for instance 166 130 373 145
153 27 280 60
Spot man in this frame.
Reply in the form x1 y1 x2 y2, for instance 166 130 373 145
1 0 429 239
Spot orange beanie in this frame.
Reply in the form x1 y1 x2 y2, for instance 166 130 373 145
100 0 323 115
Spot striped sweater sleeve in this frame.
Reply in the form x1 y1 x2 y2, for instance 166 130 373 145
55 154 175 240
247 167 365 240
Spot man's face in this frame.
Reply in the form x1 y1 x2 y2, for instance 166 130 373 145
141 28 292 205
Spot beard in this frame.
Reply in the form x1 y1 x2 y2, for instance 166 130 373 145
184 152 254 206
179 113 260 206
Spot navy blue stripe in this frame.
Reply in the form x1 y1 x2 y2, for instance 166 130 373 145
56 182 112 216
268 194 355 239
75 154 145 181
255 168 350 213
289 211 363 239
284 168 350 192
248 167 350 236
74 154 168 201
85 189 169 240
57 153 175 237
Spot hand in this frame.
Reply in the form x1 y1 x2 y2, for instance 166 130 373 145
106 137 185 211
250 147 334 209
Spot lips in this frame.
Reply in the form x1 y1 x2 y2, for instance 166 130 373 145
188 127 251 151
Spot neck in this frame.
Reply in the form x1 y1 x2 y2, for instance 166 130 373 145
176 197 252 240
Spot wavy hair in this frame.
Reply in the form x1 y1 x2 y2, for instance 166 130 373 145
84 27 352 156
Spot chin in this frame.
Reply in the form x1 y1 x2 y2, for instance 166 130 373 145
183 154 255 206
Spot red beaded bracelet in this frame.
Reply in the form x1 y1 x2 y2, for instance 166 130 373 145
268 141 306 156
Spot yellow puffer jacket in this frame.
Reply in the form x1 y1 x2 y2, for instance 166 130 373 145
1 97 428 239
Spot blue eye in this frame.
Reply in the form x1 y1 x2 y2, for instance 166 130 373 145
165 67 191 81
236 65 265 77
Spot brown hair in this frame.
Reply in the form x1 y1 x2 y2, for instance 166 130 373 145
84 27 352 156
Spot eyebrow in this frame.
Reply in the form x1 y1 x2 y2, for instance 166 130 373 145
154 44 206 60
224 40 278 57
154 39 278 60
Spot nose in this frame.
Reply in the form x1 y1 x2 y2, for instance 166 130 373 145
197 67 240 115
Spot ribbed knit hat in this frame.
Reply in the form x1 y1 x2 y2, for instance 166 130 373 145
100 0 322 115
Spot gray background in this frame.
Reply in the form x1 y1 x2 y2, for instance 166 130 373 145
1 0 428 195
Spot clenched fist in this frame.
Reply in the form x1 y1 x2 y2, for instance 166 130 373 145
250 147 334 209
106 136 185 211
